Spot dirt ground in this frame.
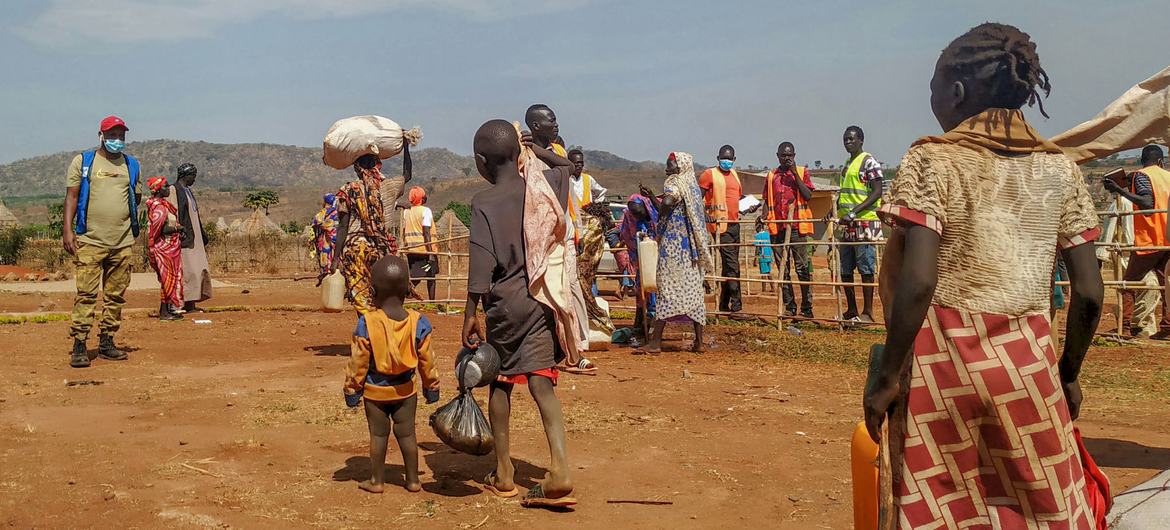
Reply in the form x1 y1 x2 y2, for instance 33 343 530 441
1 279 1168 529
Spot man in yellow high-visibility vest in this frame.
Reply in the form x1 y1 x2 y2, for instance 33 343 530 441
836 125 884 324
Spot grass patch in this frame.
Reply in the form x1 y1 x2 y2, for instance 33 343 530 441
0 313 70 325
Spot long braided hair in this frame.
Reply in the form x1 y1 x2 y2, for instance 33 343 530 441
938 23 1052 117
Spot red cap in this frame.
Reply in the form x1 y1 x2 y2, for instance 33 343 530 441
99 115 128 132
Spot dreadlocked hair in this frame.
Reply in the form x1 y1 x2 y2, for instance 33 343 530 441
939 23 1052 117
582 201 615 232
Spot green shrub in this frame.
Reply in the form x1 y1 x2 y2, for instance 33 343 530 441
0 227 31 265
203 222 221 245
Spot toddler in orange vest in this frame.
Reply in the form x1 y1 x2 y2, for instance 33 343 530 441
344 255 440 493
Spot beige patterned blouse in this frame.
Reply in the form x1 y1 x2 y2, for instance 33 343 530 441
881 142 1100 317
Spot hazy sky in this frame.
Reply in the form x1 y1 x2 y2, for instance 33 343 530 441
1 0 1166 168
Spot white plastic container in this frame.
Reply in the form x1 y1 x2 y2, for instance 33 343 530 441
637 235 658 293
321 271 346 312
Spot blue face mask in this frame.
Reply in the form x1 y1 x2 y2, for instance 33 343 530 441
103 138 126 154
718 159 734 172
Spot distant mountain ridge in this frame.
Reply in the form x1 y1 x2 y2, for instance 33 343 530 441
0 139 660 197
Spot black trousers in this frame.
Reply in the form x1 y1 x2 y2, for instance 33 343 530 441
772 229 813 314
718 223 742 313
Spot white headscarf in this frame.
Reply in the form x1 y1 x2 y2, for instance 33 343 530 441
664 152 715 273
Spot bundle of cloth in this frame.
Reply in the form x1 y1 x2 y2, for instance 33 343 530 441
514 123 589 370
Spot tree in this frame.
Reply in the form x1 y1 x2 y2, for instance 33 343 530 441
814 160 822 169
47 203 64 238
281 220 304 235
243 190 280 214
440 201 472 226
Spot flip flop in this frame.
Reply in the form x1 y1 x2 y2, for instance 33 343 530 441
563 358 598 375
483 471 519 498
520 483 577 509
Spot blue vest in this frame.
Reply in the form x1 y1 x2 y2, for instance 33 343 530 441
75 150 140 237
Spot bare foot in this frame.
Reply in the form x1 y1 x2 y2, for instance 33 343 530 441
358 480 384 494
539 472 574 499
689 342 705 353
405 481 422 493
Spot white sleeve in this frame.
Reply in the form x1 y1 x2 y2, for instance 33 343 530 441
593 179 607 202
422 207 433 227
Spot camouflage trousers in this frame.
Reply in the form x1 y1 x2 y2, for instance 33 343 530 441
70 243 133 340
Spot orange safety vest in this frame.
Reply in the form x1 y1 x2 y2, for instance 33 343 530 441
1133 166 1170 255
703 168 740 234
765 166 814 237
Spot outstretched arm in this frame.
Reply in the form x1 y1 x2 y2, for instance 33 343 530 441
1103 175 1153 211
402 142 413 184
1058 242 1104 420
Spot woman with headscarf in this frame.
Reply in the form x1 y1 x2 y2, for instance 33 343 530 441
402 186 437 300
619 192 659 341
330 154 401 314
145 177 184 321
638 152 714 353
311 193 338 277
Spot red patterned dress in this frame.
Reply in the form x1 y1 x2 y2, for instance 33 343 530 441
880 125 1102 529
146 197 183 307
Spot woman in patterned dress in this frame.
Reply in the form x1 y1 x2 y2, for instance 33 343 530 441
864 23 1109 529
311 193 338 277
329 149 409 314
145 177 184 321
638 152 714 353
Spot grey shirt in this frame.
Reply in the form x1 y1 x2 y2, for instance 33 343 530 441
467 167 570 375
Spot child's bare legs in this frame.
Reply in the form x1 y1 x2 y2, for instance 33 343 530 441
360 399 391 494
488 382 516 491
528 375 573 498
360 396 421 493
391 395 421 492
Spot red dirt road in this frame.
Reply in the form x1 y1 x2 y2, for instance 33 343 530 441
1 288 1168 528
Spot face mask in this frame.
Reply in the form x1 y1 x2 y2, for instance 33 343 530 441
103 138 126 154
718 159 734 172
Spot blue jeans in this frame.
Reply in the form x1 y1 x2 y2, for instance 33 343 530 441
839 243 876 277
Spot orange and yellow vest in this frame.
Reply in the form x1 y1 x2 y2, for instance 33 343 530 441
765 166 815 237
401 205 435 254
1133 166 1170 255
703 168 740 235
567 172 594 241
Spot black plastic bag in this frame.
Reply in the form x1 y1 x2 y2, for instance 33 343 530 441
429 390 494 455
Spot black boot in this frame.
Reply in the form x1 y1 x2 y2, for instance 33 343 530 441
159 303 182 321
98 334 128 361
69 338 90 368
